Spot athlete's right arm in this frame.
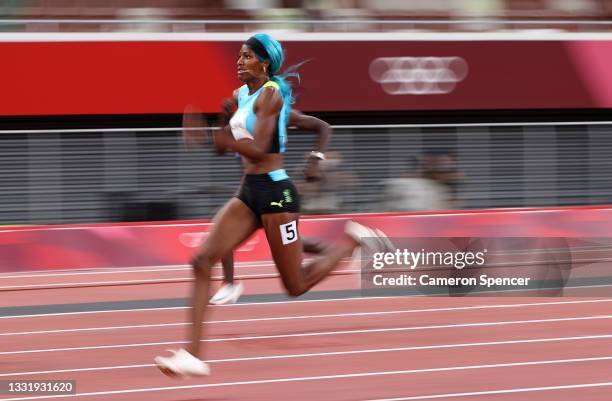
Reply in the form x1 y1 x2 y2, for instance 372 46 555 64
213 90 239 155
182 104 207 149
218 89 239 128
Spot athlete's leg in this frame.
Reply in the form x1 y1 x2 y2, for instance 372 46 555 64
302 236 327 254
261 213 359 297
209 252 244 305
210 235 322 305
188 198 258 358
219 236 323 286
220 253 235 284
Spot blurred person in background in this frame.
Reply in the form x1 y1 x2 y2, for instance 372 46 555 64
297 150 354 215
155 33 391 378
384 151 462 212
421 150 462 208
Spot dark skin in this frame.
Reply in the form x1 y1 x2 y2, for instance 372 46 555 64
186 106 330 285
185 103 332 285
180 43 360 362
219 237 326 285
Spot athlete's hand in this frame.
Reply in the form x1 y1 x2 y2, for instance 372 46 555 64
219 98 236 127
221 98 235 118
182 104 208 149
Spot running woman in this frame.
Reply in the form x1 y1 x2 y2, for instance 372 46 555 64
211 109 331 305
155 33 390 377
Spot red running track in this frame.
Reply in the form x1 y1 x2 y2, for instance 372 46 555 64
0 266 611 401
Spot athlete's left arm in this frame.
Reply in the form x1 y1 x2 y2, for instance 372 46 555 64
289 110 331 181
289 110 331 152
213 87 282 161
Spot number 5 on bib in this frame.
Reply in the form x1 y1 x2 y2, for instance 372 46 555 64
280 221 298 245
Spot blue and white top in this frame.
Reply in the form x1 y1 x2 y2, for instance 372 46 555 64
229 81 288 153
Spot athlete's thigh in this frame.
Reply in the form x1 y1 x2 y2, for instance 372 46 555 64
198 197 259 263
261 212 303 290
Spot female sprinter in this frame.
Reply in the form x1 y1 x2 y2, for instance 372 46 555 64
155 33 390 377
211 109 330 305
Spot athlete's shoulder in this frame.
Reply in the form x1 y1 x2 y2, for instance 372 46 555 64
262 81 280 90
260 81 283 104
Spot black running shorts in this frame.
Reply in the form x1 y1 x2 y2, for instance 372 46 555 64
237 171 300 217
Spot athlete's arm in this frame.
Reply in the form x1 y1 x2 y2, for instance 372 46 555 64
218 89 239 128
214 87 282 161
211 90 239 155
289 110 330 152
289 110 331 181
182 104 207 149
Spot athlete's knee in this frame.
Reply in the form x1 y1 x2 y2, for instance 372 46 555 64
190 251 217 276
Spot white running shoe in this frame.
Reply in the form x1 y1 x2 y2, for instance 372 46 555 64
345 221 394 253
154 349 210 378
375 228 396 252
209 282 244 305
345 221 395 271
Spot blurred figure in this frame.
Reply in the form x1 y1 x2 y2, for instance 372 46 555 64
421 150 462 208
115 7 170 32
296 150 354 215
225 0 280 9
550 0 600 14
384 151 462 212
451 0 504 28
237 0 307 31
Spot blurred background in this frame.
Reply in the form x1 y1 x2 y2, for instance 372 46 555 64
1 0 612 225
1 1 612 32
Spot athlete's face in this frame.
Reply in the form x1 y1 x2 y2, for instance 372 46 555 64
237 44 267 82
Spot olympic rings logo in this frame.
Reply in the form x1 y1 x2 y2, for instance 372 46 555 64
179 232 208 248
369 56 468 95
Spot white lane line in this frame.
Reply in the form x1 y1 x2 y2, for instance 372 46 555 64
0 306 189 320
0 266 191 279
1 335 610 378
368 382 612 401
0 273 295 290
1 315 610 356
0 260 289 280
3 299 612 337
2 357 612 401
0 277 193 290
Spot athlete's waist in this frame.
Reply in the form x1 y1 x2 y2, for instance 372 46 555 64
244 169 290 183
